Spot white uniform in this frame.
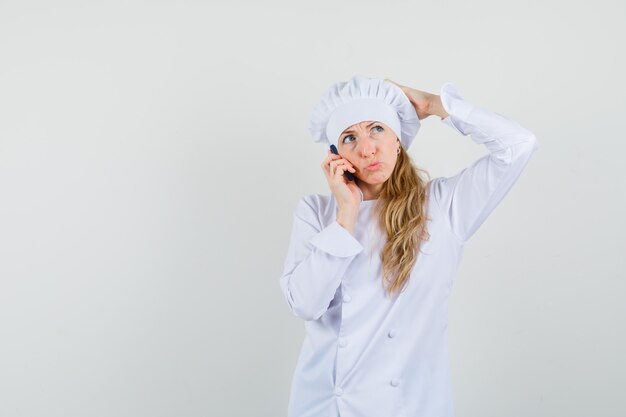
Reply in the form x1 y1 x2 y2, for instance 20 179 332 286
279 83 538 417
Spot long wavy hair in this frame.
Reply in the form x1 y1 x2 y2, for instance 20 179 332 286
367 146 433 297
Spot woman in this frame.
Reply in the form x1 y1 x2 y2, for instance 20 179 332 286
279 75 538 417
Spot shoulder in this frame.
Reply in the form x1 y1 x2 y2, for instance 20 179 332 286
293 193 336 221
427 177 446 196
299 193 333 208
426 176 447 209
296 193 334 212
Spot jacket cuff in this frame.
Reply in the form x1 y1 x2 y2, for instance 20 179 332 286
309 221 364 258
439 82 476 136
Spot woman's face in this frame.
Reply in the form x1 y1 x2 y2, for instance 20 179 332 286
337 120 401 186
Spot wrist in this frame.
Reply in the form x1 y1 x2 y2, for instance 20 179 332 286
427 94 450 120
337 209 357 234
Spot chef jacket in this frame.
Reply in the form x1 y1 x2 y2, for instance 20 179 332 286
279 82 538 417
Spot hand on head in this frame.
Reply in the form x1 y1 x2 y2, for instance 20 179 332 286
385 78 435 120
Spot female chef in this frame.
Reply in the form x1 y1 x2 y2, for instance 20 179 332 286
279 75 538 417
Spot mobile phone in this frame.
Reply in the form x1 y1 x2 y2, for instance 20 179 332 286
329 144 354 181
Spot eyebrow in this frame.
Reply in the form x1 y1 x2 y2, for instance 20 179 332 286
341 121 378 136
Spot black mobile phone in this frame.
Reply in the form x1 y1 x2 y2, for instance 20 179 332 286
329 144 354 181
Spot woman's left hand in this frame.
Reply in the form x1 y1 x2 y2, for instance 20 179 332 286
385 79 448 120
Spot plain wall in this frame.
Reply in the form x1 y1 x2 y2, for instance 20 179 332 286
0 0 624 416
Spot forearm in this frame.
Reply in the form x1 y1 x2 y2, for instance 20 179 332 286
427 94 450 120
337 209 357 234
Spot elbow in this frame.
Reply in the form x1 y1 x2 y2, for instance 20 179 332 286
287 287 326 320
516 132 539 157
279 276 324 322
291 305 324 322
527 132 538 151
286 296 324 321
525 132 538 150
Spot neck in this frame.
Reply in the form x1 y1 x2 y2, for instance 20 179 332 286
356 179 382 200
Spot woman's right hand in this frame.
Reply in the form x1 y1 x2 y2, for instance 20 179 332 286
322 150 362 214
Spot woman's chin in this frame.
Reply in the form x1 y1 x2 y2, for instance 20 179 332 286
358 173 389 185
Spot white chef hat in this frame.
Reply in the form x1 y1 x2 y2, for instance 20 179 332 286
308 75 421 149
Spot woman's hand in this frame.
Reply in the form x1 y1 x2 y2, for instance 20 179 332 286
385 79 449 120
322 150 361 217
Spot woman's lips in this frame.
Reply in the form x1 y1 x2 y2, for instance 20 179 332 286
365 162 381 171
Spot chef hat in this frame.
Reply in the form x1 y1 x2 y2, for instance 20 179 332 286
308 75 421 149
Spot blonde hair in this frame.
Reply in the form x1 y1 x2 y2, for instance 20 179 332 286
369 147 432 297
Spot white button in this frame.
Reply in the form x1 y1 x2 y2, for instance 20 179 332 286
342 293 352 303
388 329 397 338
338 337 347 348
334 387 344 396
390 378 400 387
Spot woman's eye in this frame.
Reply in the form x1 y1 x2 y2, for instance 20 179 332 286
342 135 356 144
372 125 384 133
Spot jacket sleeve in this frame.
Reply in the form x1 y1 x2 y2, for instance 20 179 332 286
431 82 539 244
279 196 364 321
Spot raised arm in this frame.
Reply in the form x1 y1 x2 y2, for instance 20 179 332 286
430 82 539 244
279 195 364 321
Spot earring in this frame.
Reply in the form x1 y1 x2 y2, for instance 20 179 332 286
397 147 401 155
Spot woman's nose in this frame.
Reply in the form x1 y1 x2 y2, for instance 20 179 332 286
357 135 376 157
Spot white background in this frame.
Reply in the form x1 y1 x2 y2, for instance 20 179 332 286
0 0 624 416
